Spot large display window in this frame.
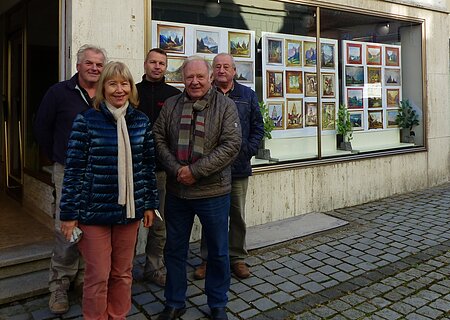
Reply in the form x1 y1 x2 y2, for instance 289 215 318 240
152 0 425 167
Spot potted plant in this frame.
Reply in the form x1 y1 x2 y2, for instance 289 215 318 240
395 99 419 143
256 101 274 160
336 104 353 151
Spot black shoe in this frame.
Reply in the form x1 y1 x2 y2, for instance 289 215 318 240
157 306 186 320
210 307 228 320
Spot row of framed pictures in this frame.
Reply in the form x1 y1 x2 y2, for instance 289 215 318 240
267 100 337 130
346 41 400 66
349 109 399 131
346 87 401 109
152 20 256 88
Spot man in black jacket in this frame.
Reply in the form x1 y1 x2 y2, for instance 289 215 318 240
136 48 180 287
34 44 107 314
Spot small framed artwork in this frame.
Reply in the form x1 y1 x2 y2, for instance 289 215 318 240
347 42 362 64
366 45 382 65
285 70 303 94
266 70 284 98
229 32 251 58
367 67 382 84
235 61 253 83
345 66 364 86
158 24 185 54
368 96 383 108
304 41 317 66
349 111 364 130
286 98 303 129
321 73 335 98
387 110 399 128
285 39 302 66
385 68 401 86
322 102 336 130
305 102 318 127
387 89 400 108
347 88 363 109
165 56 186 83
368 110 383 129
196 30 219 54
267 38 283 64
385 46 400 66
304 72 318 97
321 43 335 68
268 101 285 129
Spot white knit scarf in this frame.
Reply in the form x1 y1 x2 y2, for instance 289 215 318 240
106 101 135 219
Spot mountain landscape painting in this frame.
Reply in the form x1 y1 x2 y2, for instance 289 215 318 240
196 30 219 54
158 24 185 53
229 32 251 57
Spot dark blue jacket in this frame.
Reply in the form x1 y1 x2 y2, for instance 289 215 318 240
34 73 92 165
59 103 159 225
226 81 264 178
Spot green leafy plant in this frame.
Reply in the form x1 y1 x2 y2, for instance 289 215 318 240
258 101 275 140
336 104 353 142
396 99 419 135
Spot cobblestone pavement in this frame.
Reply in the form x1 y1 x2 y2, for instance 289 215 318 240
1 183 449 320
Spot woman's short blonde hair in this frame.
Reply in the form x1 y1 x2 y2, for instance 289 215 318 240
93 61 139 110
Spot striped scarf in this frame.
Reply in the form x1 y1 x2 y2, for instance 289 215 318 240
176 91 212 164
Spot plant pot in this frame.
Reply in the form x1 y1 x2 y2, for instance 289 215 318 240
400 129 415 144
256 139 271 160
336 134 343 149
340 141 352 151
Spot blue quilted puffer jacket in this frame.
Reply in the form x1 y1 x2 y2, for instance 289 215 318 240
59 102 159 225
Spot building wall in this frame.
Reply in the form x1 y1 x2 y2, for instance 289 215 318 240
48 0 450 253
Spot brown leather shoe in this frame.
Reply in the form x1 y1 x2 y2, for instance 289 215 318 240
232 262 250 279
193 261 207 280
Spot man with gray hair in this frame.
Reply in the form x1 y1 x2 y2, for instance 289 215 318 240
153 56 241 320
34 44 107 314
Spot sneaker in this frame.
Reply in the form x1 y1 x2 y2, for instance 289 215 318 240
145 270 166 287
49 287 69 314
231 262 250 279
193 261 207 280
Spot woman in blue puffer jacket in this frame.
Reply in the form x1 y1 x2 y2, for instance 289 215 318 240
59 61 159 319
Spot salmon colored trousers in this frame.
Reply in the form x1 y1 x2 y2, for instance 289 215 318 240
78 221 140 320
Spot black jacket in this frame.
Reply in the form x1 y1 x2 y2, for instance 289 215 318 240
136 75 180 125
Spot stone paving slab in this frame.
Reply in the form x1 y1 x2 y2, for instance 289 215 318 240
0 182 449 319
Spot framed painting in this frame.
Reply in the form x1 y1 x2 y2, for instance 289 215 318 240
285 70 303 94
349 111 364 130
385 68 401 86
368 110 383 129
345 66 364 86
346 43 362 64
385 46 400 66
195 30 219 54
367 67 382 84
286 98 303 129
322 102 336 130
165 56 186 83
229 32 251 58
303 41 317 66
158 24 185 54
266 70 284 98
387 110 399 128
387 88 400 108
366 45 382 65
321 43 335 68
368 96 383 108
304 102 318 127
304 72 317 97
321 73 335 98
347 88 363 109
285 39 302 66
235 61 253 83
267 38 283 64
268 101 285 129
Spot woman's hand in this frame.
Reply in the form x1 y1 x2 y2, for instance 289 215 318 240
143 209 156 228
60 220 78 241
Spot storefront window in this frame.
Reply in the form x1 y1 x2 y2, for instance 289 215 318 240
152 0 424 167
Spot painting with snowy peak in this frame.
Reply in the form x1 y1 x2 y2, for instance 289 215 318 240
285 40 301 66
321 43 335 68
157 24 185 54
196 30 219 54
229 32 251 58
